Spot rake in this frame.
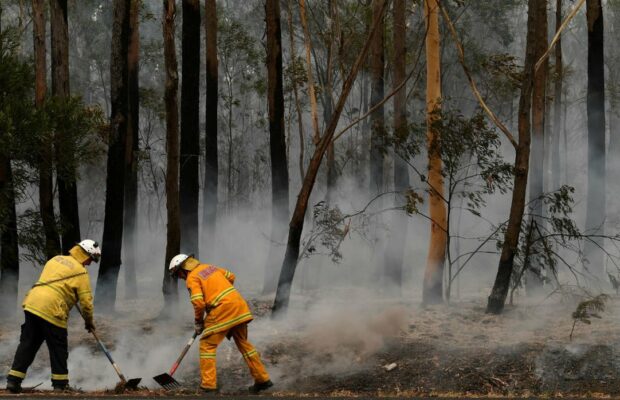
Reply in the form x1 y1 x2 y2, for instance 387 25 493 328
153 332 199 390
75 305 142 391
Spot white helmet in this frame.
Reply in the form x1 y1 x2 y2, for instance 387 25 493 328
78 239 101 262
169 253 190 275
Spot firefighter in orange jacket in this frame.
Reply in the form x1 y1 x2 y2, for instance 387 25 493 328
168 254 273 393
5 240 101 393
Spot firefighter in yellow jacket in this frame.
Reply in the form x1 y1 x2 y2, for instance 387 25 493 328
168 254 273 393
5 240 101 393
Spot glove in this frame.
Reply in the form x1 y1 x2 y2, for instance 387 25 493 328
194 321 204 336
85 320 96 333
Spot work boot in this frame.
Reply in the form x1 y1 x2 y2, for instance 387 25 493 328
248 380 273 394
53 384 80 393
6 379 22 394
200 386 219 395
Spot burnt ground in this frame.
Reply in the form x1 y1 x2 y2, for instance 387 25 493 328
2 294 620 397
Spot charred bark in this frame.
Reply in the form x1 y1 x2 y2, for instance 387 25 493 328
0 157 19 318
583 0 606 281
96 0 131 313
123 0 140 298
263 0 290 295
180 0 200 256
162 0 180 311
50 0 80 253
34 0 61 259
486 0 539 315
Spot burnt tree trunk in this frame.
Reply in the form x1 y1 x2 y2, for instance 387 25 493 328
162 0 180 311
203 0 218 244
0 157 19 318
486 0 539 315
272 1 388 316
95 0 130 313
34 0 61 259
583 0 606 281
180 0 200 256
369 0 385 196
263 0 290 295
385 0 408 294
50 0 80 253
525 0 547 295
123 0 140 298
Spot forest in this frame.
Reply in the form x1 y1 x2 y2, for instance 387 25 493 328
0 0 620 397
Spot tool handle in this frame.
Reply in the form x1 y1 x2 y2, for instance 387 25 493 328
169 332 198 376
75 304 127 383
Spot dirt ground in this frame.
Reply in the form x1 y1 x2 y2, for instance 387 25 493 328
2 292 620 397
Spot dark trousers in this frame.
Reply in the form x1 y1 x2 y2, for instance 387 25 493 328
7 311 69 387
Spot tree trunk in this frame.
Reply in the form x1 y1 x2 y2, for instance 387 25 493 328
0 157 19 318
583 0 606 281
162 0 180 312
180 0 200 256
369 0 385 196
123 0 140 299
385 0 408 294
285 0 305 181
95 0 131 313
34 0 61 260
50 0 80 254
525 0 547 295
299 0 320 145
272 0 387 316
486 0 539 315
263 0 290 295
422 0 446 305
552 0 563 190
203 0 218 244
325 0 337 204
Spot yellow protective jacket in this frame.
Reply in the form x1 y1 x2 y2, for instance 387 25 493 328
185 258 253 338
22 246 94 329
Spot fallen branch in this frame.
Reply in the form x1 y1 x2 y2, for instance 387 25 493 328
534 0 586 72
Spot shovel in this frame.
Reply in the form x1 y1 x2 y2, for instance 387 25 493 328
153 332 199 389
75 305 142 390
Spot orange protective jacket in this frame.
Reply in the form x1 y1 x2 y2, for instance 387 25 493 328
185 258 253 338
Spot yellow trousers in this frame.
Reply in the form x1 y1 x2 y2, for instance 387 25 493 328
199 323 270 390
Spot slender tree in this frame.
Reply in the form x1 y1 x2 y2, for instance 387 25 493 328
95 0 131 312
369 0 385 196
552 0 563 190
272 1 388 315
123 0 140 298
263 0 290 294
299 0 320 145
203 0 218 243
34 0 61 259
525 0 547 294
486 0 539 314
180 0 200 255
50 0 80 253
385 0 408 293
286 0 305 181
422 0 446 304
0 155 19 318
162 0 180 311
583 0 606 281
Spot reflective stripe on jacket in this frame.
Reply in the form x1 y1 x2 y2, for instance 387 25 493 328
22 246 94 329
185 259 252 338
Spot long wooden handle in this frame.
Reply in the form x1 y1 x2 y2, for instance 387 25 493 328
169 332 198 376
75 304 127 383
